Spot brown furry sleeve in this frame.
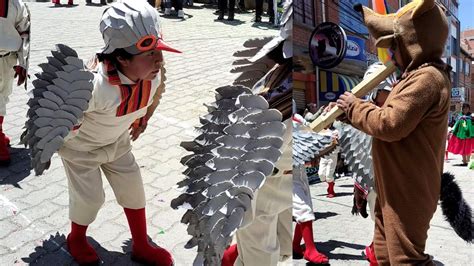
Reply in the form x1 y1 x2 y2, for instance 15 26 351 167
346 68 442 142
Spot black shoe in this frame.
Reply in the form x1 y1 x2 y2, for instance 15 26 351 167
255 16 262 22
269 16 275 24
227 12 234 21
217 13 224 20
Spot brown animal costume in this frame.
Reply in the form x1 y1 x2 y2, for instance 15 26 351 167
349 0 451 264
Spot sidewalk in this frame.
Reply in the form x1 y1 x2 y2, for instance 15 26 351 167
0 1 278 265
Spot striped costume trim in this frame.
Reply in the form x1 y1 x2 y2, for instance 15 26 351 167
0 0 9 18
105 60 152 117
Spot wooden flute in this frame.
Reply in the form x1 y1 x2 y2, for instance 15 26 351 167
310 61 397 133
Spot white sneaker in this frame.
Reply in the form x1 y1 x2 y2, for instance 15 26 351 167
164 8 171 15
177 10 184 18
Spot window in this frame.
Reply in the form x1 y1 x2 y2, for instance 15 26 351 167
451 36 458 55
294 0 315 27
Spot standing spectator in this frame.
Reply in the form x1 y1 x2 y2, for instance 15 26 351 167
304 103 323 123
0 0 30 166
217 0 235 21
164 0 184 18
255 0 274 23
86 0 108 5
447 103 474 166
52 0 74 5
318 124 340 198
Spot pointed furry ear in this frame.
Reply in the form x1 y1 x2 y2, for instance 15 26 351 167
411 0 435 18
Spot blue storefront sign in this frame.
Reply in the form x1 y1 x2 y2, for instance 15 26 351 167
339 0 369 35
345 36 366 61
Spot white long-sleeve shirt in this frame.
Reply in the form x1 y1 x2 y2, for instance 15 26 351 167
0 0 30 68
63 62 163 152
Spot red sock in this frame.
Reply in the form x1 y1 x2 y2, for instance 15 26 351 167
67 222 99 264
293 223 304 256
124 208 173 266
327 182 336 198
300 221 329 264
365 242 378 265
221 244 238 266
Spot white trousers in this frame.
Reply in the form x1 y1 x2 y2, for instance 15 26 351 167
367 189 377 222
292 165 315 223
0 53 16 116
318 152 338 182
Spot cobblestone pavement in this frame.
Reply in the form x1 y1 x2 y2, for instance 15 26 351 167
0 1 280 265
293 154 473 266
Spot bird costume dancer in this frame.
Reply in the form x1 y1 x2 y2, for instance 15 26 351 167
0 0 30 165
21 1 180 265
171 1 295 265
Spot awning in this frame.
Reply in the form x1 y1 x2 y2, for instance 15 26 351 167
318 70 361 101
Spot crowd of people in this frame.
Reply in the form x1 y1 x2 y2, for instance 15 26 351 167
49 0 278 22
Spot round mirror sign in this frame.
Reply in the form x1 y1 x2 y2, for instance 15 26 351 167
309 22 348 69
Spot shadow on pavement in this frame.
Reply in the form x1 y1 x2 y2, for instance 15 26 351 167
314 211 338 220
315 192 353 198
48 4 79 8
21 232 160 265
251 22 278 30
0 147 32 188
315 239 367 262
214 19 246 26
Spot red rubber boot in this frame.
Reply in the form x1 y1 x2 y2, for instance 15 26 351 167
292 223 304 259
300 221 329 264
66 222 100 265
0 117 10 147
221 244 238 266
124 208 173 266
327 181 336 198
0 120 10 166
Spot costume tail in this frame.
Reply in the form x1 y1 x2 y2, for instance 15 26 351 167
440 172 473 243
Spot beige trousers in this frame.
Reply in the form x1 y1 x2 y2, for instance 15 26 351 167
58 132 145 225
234 172 293 266
0 53 16 116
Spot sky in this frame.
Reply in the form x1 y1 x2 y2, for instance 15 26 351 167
459 0 474 30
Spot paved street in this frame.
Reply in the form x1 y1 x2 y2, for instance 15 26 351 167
293 154 473 266
0 1 279 265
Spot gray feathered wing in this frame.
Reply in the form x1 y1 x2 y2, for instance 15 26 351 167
171 85 285 265
335 124 374 192
292 127 334 166
20 44 93 175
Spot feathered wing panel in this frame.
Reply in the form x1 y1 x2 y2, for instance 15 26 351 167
335 124 374 192
171 85 286 265
20 44 94 175
292 128 334 166
230 37 276 90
